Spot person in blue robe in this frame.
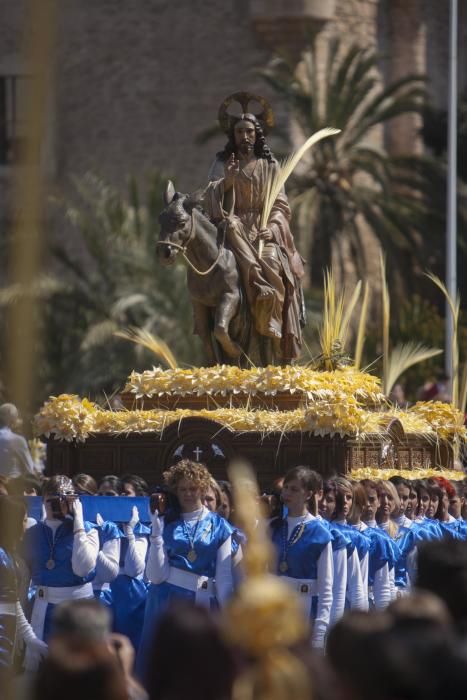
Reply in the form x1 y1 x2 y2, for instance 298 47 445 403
92 516 121 607
320 477 367 614
21 476 98 669
270 466 333 649
349 482 392 609
110 506 150 654
137 460 235 680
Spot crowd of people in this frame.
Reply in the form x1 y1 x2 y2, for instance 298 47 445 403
1 460 467 699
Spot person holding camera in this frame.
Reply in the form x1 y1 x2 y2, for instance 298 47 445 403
137 460 235 679
22 475 99 670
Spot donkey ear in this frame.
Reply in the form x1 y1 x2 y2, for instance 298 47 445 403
163 180 176 206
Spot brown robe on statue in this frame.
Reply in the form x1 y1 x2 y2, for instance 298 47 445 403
205 157 305 361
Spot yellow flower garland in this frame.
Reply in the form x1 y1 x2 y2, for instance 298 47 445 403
123 365 385 404
35 394 467 445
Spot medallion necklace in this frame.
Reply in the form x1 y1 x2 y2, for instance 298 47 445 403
279 516 308 573
182 512 204 563
43 521 69 570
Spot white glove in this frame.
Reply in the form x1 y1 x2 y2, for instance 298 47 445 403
26 637 48 656
71 498 84 531
16 602 48 656
151 510 163 538
95 512 104 527
124 506 139 537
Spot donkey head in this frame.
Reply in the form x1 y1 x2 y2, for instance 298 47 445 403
157 181 205 266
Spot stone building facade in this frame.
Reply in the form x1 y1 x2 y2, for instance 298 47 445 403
0 0 465 250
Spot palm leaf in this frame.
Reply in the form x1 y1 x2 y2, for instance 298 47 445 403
114 327 178 369
340 280 362 346
459 362 467 414
259 127 341 256
385 342 443 395
354 281 370 369
380 253 391 395
425 271 460 408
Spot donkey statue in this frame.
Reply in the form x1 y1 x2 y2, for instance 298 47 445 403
157 181 257 365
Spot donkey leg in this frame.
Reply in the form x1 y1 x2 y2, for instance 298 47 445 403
213 292 242 359
192 300 216 365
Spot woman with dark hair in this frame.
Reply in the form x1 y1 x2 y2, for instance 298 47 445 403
0 496 47 676
204 477 222 513
270 466 333 649
33 643 129 700
98 475 122 496
138 459 235 677
349 483 392 609
429 477 456 524
320 478 367 615
22 475 99 669
146 602 235 700
121 474 149 497
217 480 234 522
398 480 446 588
389 476 413 528
318 479 351 623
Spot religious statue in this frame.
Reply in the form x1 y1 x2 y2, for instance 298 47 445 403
204 92 306 364
157 92 306 366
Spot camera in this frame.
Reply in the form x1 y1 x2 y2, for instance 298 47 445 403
47 493 78 519
150 492 167 515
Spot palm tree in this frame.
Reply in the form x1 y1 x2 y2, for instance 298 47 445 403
0 171 203 403
258 37 444 296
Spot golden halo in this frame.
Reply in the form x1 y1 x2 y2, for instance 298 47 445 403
218 91 275 135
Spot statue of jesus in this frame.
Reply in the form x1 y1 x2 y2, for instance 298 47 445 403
204 92 306 363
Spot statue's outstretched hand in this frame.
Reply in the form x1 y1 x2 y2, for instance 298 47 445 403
224 153 239 188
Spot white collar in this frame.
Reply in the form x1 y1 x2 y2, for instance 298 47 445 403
182 506 208 521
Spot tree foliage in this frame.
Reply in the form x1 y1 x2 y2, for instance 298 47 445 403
258 38 450 294
0 172 202 404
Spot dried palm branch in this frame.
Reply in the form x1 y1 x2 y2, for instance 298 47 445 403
340 280 362 347
459 362 467 415
380 253 390 395
316 269 359 370
425 272 460 409
385 342 443 396
354 280 370 369
259 127 341 257
225 461 311 700
114 327 178 369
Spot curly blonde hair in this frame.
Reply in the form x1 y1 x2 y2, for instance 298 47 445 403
163 459 212 495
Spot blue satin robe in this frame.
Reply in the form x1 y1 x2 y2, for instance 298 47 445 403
110 521 150 654
270 517 332 621
137 511 233 677
93 520 122 607
22 519 96 641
